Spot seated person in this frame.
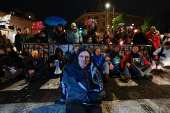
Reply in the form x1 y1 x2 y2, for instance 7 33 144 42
47 47 68 104
24 51 44 83
153 41 170 72
109 45 124 77
0 49 23 83
47 47 68 78
63 47 104 113
69 46 79 63
92 48 110 82
120 45 156 80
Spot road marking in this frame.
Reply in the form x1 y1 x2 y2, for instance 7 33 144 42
152 75 170 85
114 78 138 86
40 78 61 89
1 80 28 91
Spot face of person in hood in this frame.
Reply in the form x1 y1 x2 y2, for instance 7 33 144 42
78 51 90 69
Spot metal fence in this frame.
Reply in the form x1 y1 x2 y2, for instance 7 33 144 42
22 43 153 67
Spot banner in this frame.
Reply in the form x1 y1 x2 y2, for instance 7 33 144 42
85 19 96 25
32 21 44 31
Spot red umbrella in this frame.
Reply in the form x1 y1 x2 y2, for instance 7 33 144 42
32 21 44 31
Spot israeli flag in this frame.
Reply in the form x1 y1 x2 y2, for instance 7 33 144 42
0 13 11 30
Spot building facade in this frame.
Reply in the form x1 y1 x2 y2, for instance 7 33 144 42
74 1 145 36
0 5 36 42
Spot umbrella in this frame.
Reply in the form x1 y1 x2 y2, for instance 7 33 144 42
32 21 44 31
44 16 67 26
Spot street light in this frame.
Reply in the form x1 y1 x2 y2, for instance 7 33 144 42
105 3 114 36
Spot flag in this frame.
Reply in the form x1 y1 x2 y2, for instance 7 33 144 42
0 13 11 30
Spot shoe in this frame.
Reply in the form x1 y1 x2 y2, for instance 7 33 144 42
54 99 65 104
103 73 109 83
144 75 153 80
25 75 32 83
0 77 10 83
120 74 130 83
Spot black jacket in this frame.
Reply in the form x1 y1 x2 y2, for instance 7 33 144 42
26 57 44 71
133 32 148 45
53 30 67 44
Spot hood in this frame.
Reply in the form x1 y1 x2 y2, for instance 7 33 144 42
55 47 63 56
74 47 92 68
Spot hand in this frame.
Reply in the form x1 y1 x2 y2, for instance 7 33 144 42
105 57 110 62
109 63 114 70
53 29 56 33
151 65 156 69
126 63 131 68
50 63 55 67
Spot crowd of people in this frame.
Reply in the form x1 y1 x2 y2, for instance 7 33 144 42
0 23 170 113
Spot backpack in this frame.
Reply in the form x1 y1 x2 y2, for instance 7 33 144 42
158 47 165 58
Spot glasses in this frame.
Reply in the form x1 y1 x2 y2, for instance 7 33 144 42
72 26 76 27
79 55 90 60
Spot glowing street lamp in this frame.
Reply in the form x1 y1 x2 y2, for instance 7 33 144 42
105 3 114 36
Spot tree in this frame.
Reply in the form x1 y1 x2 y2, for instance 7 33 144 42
141 11 161 32
113 13 131 32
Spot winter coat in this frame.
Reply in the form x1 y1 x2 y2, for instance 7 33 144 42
146 31 160 50
25 57 44 71
133 32 148 45
53 30 67 44
15 33 22 50
66 29 82 44
110 51 123 65
63 48 104 104
120 51 151 69
82 35 89 43
21 33 35 43
92 51 105 68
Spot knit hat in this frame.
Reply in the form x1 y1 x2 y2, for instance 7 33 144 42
71 22 76 28
17 28 21 32
55 47 63 56
31 51 38 57
0 49 4 53
75 47 92 62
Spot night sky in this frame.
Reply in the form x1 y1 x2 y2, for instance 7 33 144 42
1 0 170 34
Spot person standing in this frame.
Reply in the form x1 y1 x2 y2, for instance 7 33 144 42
133 28 148 45
145 26 160 59
53 24 67 44
15 28 23 53
66 23 82 44
21 27 35 43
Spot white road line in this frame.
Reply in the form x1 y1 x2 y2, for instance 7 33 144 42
152 75 170 85
1 80 28 91
114 78 138 86
40 78 61 89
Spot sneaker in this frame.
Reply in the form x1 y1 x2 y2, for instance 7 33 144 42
103 73 109 83
144 75 153 80
120 74 130 83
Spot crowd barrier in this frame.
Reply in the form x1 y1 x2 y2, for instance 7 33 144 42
22 43 153 68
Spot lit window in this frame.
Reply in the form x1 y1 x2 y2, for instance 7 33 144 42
29 16 31 18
